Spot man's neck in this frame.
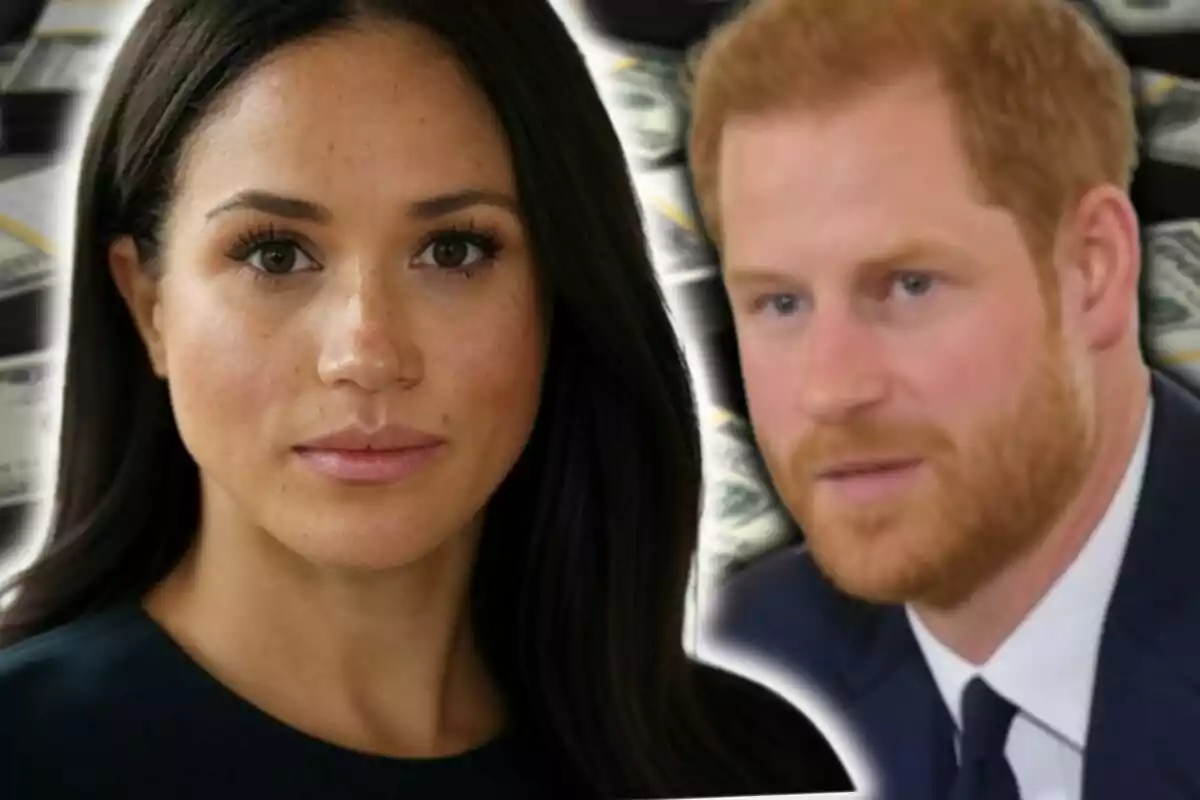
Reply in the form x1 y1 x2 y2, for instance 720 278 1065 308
913 370 1150 665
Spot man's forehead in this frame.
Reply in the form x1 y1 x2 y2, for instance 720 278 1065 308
717 113 1000 262
722 234 972 285
716 71 970 193
718 69 949 148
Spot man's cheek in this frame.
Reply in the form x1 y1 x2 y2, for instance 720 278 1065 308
743 359 801 431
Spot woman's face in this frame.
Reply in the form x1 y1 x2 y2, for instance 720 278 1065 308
113 23 546 569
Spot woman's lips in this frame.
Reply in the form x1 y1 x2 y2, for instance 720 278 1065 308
293 443 445 484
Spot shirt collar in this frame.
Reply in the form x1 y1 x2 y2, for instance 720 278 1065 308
908 400 1153 749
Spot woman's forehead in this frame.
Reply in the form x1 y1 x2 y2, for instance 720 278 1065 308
172 23 516 215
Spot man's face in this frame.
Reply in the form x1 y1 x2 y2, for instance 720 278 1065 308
717 73 1094 608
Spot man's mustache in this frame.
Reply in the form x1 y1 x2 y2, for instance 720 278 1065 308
789 421 955 479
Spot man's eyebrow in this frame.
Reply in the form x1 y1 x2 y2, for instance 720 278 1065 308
857 241 943 272
723 265 796 287
724 240 953 285
205 188 521 224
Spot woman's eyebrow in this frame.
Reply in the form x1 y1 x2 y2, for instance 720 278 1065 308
204 188 520 224
409 189 520 219
205 190 331 223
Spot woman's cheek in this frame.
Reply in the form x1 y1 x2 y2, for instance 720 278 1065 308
159 284 299 473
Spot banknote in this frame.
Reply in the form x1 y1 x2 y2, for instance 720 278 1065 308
0 349 54 510
4 32 107 93
30 0 136 38
686 405 794 648
634 167 717 285
2 0 134 94
602 45 687 168
1145 219 1200 384
1139 71 1200 170
644 195 715 282
0 42 22 84
1091 0 1200 33
0 224 52 302
0 162 65 302
697 407 792 580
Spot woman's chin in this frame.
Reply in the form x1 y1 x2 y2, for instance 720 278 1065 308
260 513 473 575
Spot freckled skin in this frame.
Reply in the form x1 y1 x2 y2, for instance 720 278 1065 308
137 24 546 571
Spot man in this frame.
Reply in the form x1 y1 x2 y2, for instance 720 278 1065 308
687 0 1200 798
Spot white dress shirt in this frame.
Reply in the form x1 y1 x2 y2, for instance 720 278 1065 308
907 402 1153 800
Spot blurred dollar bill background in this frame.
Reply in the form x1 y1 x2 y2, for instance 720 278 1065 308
1144 220 1200 383
0 351 53 509
1141 70 1200 169
0 0 129 562
1091 0 1200 33
2 1 121 93
604 46 689 169
1136 62 1200 384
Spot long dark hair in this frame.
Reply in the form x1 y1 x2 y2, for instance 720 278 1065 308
0 0 833 797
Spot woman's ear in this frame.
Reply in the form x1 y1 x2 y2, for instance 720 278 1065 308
108 236 168 378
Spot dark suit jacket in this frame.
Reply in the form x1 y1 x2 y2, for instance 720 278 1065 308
711 370 1200 800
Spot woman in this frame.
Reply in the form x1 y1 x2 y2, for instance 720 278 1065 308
0 1 852 797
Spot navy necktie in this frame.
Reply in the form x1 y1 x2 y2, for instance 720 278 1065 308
949 677 1022 799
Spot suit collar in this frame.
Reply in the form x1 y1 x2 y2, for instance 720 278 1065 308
1101 370 1200 640
1081 370 1200 799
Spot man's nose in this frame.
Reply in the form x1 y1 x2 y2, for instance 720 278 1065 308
794 306 889 423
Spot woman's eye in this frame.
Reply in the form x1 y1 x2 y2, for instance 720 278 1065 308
414 233 499 270
246 242 317 275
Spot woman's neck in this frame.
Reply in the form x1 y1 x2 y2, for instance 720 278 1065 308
143 488 504 759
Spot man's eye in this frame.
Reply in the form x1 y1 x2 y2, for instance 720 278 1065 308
754 293 803 316
893 272 936 297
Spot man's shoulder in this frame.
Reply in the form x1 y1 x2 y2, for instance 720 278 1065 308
1151 369 1200 447
1111 372 1200 637
707 545 886 694
716 545 841 616
1132 371 1200 583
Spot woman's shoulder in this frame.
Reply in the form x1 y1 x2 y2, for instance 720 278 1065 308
0 603 164 734
688 660 856 794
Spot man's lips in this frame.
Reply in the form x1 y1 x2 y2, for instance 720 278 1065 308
816 457 924 480
811 457 926 504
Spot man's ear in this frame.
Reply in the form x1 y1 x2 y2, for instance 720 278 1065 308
1060 184 1141 353
108 236 168 378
